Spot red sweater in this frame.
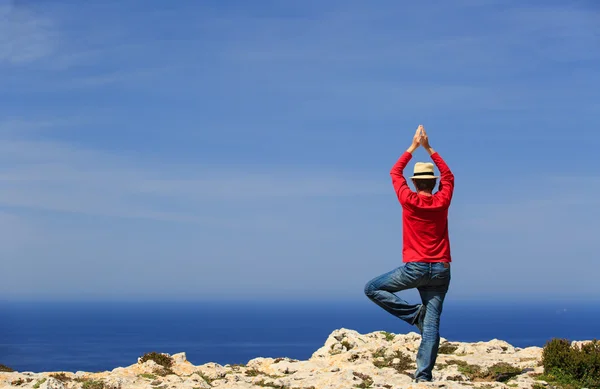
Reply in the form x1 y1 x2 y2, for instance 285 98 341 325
390 151 454 263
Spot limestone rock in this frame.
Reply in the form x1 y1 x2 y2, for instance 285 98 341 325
1 329 591 389
39 377 64 389
103 376 125 389
181 373 212 389
196 362 227 380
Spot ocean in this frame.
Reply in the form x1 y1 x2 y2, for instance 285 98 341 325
1 300 598 373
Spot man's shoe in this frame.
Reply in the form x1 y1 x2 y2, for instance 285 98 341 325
414 378 432 383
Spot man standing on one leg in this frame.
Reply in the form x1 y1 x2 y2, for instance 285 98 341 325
364 125 455 382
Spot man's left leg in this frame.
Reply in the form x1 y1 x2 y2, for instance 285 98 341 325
364 264 425 325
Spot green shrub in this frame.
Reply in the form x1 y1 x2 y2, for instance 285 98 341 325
139 352 174 368
485 362 522 382
457 361 482 378
228 363 247 371
81 380 105 389
372 347 386 359
542 338 572 371
32 378 47 389
49 373 71 382
152 366 175 377
438 342 459 355
372 350 414 374
353 372 373 388
196 371 213 385
254 380 282 388
380 331 395 341
446 360 521 382
541 338 600 388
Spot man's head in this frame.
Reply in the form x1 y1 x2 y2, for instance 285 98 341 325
412 178 437 193
411 162 438 194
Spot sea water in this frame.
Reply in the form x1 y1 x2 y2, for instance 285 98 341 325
0 300 598 372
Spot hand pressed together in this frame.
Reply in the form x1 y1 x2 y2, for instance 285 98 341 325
411 125 424 149
407 124 435 155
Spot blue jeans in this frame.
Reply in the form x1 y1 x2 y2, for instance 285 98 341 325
364 262 451 381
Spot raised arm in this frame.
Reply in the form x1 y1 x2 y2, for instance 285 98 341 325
390 126 422 205
420 128 454 207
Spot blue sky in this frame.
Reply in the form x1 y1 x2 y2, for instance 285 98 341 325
1 0 599 302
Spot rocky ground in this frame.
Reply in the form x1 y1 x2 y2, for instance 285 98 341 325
1 328 560 389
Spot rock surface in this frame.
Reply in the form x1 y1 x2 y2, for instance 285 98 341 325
0 328 557 389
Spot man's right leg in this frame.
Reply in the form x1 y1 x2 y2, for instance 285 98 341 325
414 263 450 382
414 288 446 382
364 264 423 325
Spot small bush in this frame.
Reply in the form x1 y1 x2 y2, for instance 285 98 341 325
81 380 105 389
380 331 395 341
33 378 47 389
228 363 246 371
372 347 386 359
447 359 480 376
486 362 522 382
438 342 459 354
446 360 521 382
254 380 281 388
49 373 71 382
245 368 262 377
341 340 354 351
11 378 25 386
196 371 213 385
353 372 374 388
0 364 14 372
542 338 572 371
139 352 174 368
372 350 414 375
152 366 175 377
457 362 482 378
541 338 600 388
138 373 157 380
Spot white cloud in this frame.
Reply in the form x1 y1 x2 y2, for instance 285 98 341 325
0 122 387 223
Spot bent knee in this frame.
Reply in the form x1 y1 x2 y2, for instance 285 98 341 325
364 281 376 298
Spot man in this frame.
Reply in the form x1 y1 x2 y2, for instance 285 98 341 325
364 125 455 382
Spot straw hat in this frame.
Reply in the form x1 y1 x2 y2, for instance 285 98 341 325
410 162 439 179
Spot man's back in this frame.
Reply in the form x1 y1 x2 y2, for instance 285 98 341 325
389 144 455 263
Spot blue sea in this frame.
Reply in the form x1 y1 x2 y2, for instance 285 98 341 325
1 300 598 373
